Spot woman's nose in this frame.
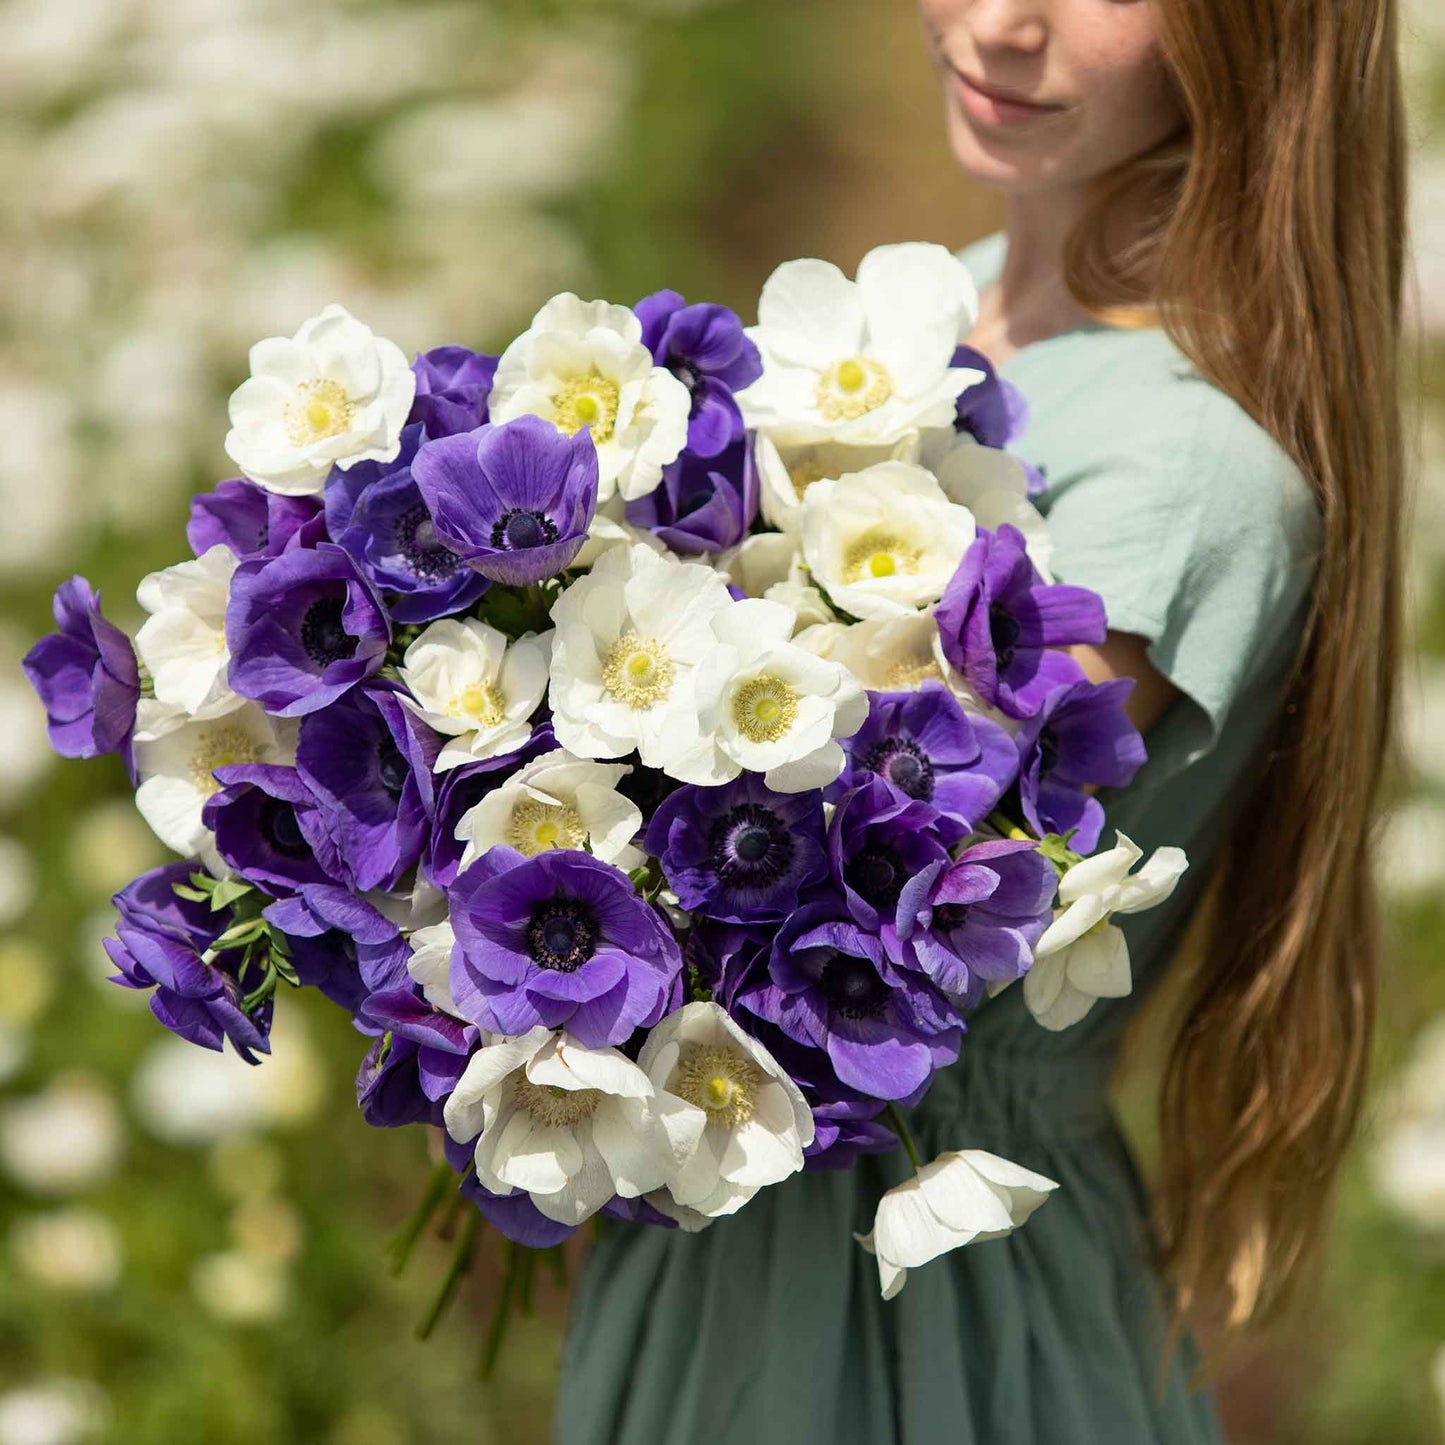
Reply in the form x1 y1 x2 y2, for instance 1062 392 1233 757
965 0 1049 56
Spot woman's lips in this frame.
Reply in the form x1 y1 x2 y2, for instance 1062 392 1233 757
951 69 1068 129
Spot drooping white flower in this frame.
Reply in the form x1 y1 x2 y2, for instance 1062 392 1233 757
690 598 867 792
133 704 296 868
738 242 981 446
443 1027 702 1227
397 618 551 773
801 461 977 620
134 545 242 721
223 304 415 496
455 750 643 872
930 438 1055 579
856 1149 1058 1299
488 293 692 503
754 432 919 536
639 1001 813 1219
547 543 733 779
406 919 460 1018
1025 832 1189 1032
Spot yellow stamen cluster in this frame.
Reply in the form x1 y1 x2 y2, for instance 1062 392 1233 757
601 633 674 710
884 656 944 689
788 456 835 502
553 371 621 444
285 378 355 446
815 355 892 422
843 529 920 584
449 682 506 728
512 1074 603 1128
669 1043 763 1129
507 799 587 857
189 726 263 796
730 675 799 745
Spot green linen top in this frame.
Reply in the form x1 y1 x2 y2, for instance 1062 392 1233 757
555 233 1323 1445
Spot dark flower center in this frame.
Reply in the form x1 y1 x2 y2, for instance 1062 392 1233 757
846 844 908 911
681 486 715 516
933 903 970 932
670 359 703 395
377 738 408 799
395 503 461 582
1037 727 1059 777
526 900 597 973
990 603 1021 672
819 954 889 1020
300 596 352 669
258 797 308 857
492 508 559 552
861 738 934 802
709 804 794 890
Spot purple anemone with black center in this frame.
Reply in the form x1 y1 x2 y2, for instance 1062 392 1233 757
104 864 270 1062
225 543 389 717
625 438 758 555
835 683 1017 834
635 289 762 457
644 772 829 924
411 414 598 587
325 423 489 624
935 523 1107 720
408 345 498 438
202 763 341 896
188 479 324 560
355 985 478 1130
895 838 1058 1009
447 847 682 1048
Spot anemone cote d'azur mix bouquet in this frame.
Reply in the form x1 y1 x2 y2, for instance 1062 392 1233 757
23 241 1187 1346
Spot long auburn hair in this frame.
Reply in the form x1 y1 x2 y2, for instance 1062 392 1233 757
1064 0 1408 1339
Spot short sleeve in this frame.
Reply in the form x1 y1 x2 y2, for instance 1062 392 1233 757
1037 384 1322 774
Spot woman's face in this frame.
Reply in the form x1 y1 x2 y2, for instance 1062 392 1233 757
919 0 1183 195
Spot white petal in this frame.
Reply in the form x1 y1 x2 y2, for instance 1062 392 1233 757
1063 924 1132 1000
1114 847 1189 915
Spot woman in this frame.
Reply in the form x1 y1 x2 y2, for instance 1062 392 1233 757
557 0 1406 1439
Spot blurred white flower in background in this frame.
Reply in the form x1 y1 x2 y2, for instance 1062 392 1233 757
191 1249 291 1325
1371 1015 1445 1231
0 1379 109 1445
0 384 80 578
10 1209 123 1293
0 839 37 931
0 1077 124 1196
1375 799 1445 900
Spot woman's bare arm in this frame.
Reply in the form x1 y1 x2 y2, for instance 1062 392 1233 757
1068 632 1178 737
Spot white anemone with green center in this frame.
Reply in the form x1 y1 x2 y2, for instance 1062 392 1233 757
689 597 868 794
397 618 551 773
801 460 978 621
1024 831 1189 1032
856 1150 1059 1300
736 241 983 447
488 293 692 505
454 749 643 872
547 542 734 781
637 1001 814 1224
443 1026 704 1228
223 304 415 496
134 544 243 722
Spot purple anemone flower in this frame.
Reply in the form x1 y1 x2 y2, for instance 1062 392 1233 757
411 415 598 587
836 683 1017 834
325 423 489 624
951 344 1029 451
104 864 270 1062
409 346 498 439
295 687 440 893
202 763 340 896
644 773 828 924
935 524 1107 720
459 1174 577 1248
265 884 407 1000
226 542 389 717
356 985 477 1129
188 479 324 560
827 776 953 955
447 847 682 1048
23 577 139 765
737 905 961 1102
895 838 1057 1008
635 290 761 457
625 438 758 555
1013 668 1145 853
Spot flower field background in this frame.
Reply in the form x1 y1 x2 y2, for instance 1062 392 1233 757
0 1 1441 1441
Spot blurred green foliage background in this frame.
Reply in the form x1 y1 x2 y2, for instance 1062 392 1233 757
0 1 1442 1441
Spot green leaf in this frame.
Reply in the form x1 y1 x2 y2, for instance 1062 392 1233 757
207 877 253 913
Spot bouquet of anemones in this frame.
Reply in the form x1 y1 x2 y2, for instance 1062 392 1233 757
23 243 1187 1341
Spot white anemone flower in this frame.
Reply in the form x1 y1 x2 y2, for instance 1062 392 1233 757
856 1149 1058 1299
1025 832 1189 1032
640 1001 813 1219
801 462 977 620
489 293 692 504
443 1027 703 1227
712 531 837 629
737 242 981 446
223 304 415 496
134 545 242 721
134 704 296 869
397 619 551 773
455 750 643 872
406 919 460 1018
930 439 1055 579
691 598 867 792
754 432 919 536
547 543 734 779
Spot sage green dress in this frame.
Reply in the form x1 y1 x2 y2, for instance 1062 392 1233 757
555 234 1323 1445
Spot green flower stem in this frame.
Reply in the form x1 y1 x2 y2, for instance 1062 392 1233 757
984 810 1034 844
885 1102 923 1172
415 1207 482 1341
479 1239 523 1380
384 1161 455 1278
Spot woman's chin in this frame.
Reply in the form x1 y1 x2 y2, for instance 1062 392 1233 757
942 106 1074 195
